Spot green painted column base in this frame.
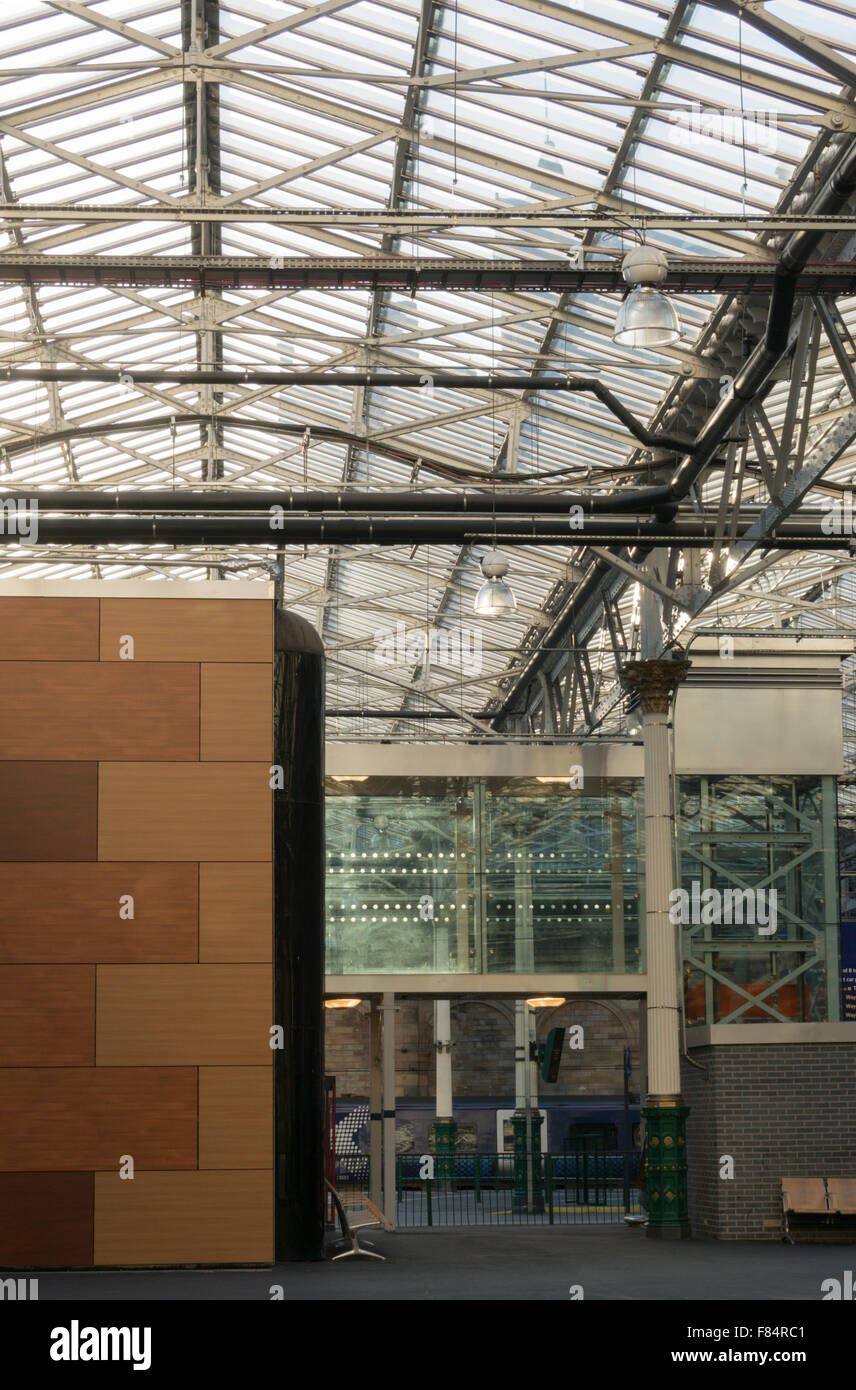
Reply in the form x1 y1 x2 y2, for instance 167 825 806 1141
643 1101 690 1239
511 1112 545 1213
433 1118 457 1179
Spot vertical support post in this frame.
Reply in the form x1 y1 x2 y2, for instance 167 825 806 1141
528 1006 544 1212
822 775 841 1021
472 780 487 974
274 610 325 1261
369 998 382 1208
433 998 456 1177
514 836 534 973
512 1000 528 1207
382 991 396 1228
610 798 626 971
623 1045 632 1216
621 567 691 1240
455 799 470 970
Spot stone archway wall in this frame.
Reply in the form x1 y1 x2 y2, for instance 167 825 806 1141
325 996 641 1098
534 999 640 1094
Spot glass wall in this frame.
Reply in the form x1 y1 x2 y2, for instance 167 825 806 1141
326 770 842 1012
676 775 840 1023
325 776 645 975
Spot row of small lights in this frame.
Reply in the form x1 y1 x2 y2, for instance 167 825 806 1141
326 851 628 860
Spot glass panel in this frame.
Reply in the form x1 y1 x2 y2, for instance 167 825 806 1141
677 775 839 1023
325 779 476 974
480 778 643 974
326 775 644 974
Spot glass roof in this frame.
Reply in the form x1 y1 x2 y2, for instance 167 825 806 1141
0 0 855 740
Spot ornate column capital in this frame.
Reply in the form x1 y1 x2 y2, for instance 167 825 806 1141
620 657 691 714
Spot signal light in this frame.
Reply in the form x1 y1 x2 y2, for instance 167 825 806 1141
541 1027 565 1084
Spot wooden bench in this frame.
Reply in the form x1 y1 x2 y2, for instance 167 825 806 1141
326 1181 390 1261
781 1177 856 1243
827 1178 856 1217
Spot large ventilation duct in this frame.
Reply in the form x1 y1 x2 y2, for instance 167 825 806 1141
0 487 674 515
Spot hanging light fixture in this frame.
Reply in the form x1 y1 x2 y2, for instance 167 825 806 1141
613 245 680 349
474 548 517 617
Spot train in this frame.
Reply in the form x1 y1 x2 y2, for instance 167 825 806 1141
335 1094 642 1159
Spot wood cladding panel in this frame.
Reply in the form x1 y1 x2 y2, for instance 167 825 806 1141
199 1068 272 1169
0 763 96 861
98 763 271 861
0 662 199 760
0 1068 197 1171
0 1172 94 1267
96 965 272 1065
199 862 271 962
0 863 199 963
200 663 272 761
94 1170 273 1265
0 967 94 1065
0 597 99 661
100 599 272 663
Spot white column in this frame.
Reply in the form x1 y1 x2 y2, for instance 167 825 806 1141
514 1000 528 1111
527 1007 540 1113
434 999 453 1119
642 701 682 1097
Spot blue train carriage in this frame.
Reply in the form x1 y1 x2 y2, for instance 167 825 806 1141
334 1095 642 1187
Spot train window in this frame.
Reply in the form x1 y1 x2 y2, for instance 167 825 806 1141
632 1123 642 1149
564 1122 618 1150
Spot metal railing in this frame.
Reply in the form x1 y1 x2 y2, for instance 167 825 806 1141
384 1151 644 1227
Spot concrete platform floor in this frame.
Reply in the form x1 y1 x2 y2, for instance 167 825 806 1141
32 1227 854 1300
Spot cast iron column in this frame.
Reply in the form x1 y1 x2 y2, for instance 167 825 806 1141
621 656 691 1239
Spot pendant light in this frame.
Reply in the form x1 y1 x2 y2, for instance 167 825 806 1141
474 549 517 616
613 244 681 349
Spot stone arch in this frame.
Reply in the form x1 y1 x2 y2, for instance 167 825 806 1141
537 996 637 1043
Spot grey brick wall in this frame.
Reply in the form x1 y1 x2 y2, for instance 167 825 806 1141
681 1044 856 1240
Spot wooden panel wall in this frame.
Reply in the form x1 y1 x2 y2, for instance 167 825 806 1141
0 594 273 1268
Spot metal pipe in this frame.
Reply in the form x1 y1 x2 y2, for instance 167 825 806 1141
0 515 847 544
326 709 491 719
0 486 673 514
0 371 694 451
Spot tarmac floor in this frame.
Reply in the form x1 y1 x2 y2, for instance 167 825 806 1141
32 1226 854 1301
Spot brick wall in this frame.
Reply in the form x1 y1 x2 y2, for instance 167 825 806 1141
681 1043 856 1240
326 996 640 1099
